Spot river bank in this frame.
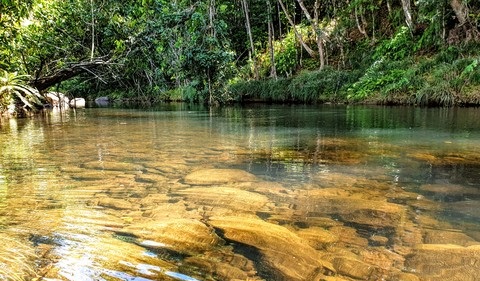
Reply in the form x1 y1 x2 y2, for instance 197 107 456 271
227 52 480 106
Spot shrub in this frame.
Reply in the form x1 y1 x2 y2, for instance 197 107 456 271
0 70 43 115
374 26 413 61
415 82 457 106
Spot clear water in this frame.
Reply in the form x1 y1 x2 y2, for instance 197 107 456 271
0 104 479 280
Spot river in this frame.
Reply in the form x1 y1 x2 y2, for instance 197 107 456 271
0 104 479 281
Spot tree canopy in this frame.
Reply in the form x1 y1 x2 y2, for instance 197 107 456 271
1 0 479 111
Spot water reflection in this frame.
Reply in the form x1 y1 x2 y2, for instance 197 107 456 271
0 105 479 280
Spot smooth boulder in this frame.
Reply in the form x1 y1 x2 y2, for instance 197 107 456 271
174 187 269 215
184 168 258 185
209 215 335 281
123 218 221 255
405 244 480 280
45 92 69 108
69 97 86 108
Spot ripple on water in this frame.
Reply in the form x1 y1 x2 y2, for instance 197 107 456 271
1 106 480 281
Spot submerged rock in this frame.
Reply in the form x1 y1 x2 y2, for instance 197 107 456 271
81 161 144 172
209 216 335 281
369 235 389 246
41 233 178 280
322 245 408 280
420 183 480 197
311 172 390 190
97 197 136 210
141 195 202 221
295 227 339 249
123 218 221 255
0 235 37 280
329 226 369 248
174 187 269 215
184 252 259 281
423 229 479 246
183 168 258 185
293 189 407 230
332 257 374 280
405 244 480 281
446 200 480 220
392 273 421 281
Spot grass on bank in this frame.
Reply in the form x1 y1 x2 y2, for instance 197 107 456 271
227 50 480 106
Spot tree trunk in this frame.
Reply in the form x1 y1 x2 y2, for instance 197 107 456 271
30 59 110 92
266 0 277 79
448 0 479 43
241 0 259 79
355 6 368 38
277 0 316 58
208 0 216 104
90 0 95 61
401 0 414 32
450 0 468 26
277 2 283 37
386 0 391 14
296 0 325 69
209 0 216 38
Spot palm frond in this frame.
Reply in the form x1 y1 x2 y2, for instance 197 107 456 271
0 70 44 112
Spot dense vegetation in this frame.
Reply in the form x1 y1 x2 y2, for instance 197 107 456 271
1 0 480 114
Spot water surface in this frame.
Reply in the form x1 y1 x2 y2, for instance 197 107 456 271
0 104 479 280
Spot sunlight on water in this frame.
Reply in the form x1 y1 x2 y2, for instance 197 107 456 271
0 105 479 280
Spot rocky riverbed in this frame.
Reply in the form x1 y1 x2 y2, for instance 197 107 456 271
26 160 479 281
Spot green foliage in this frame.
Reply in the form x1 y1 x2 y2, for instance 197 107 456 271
414 0 448 52
289 68 357 102
382 67 422 96
460 59 479 78
228 78 293 102
274 30 299 77
160 81 201 103
343 40 376 70
0 0 34 70
229 67 358 103
374 26 413 61
415 82 457 106
0 0 479 108
257 25 318 78
230 47 480 106
414 56 480 106
347 58 425 102
0 70 43 114
434 46 462 64
265 78 292 102
346 59 387 100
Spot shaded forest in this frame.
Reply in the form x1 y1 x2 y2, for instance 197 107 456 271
1 0 480 113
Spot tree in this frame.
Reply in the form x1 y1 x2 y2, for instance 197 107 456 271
181 0 234 103
241 0 259 79
17 0 111 90
277 0 316 58
448 0 480 43
296 0 326 69
401 0 414 32
0 0 34 70
266 0 277 79
450 0 468 26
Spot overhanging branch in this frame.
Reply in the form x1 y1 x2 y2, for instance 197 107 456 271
30 58 113 92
